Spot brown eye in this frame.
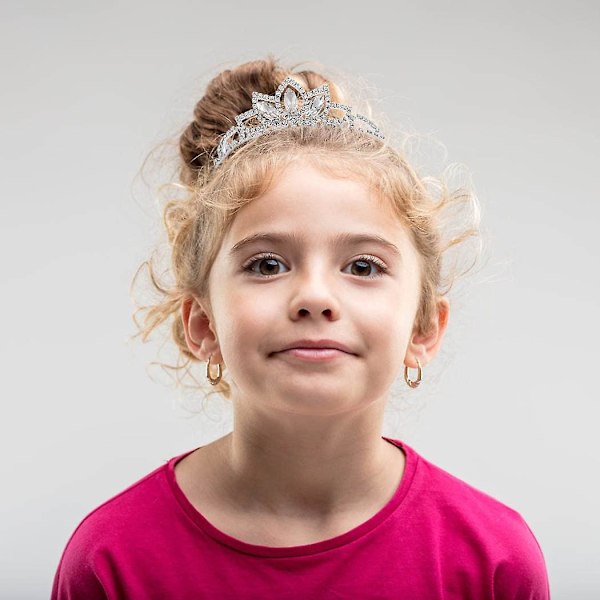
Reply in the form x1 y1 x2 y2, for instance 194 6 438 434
256 257 282 276
349 259 373 277
243 253 287 278
343 256 389 278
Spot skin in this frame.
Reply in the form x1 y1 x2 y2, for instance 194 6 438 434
177 158 449 544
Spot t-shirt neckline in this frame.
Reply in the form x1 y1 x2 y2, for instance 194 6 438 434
166 435 418 558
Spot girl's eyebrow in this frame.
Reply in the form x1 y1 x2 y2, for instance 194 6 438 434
228 231 402 261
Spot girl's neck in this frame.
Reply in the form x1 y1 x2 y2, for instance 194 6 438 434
177 430 406 522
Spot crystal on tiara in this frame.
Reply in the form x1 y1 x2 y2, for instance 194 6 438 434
213 76 385 168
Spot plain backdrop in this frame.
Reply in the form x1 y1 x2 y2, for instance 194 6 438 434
1 1 598 598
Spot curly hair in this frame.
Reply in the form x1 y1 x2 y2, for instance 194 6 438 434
129 54 483 404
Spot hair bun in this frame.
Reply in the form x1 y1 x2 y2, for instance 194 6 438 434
178 55 333 183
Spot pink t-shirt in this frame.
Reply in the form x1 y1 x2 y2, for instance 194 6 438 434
51 437 551 599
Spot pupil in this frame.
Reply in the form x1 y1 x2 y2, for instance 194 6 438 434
353 260 369 275
261 258 278 275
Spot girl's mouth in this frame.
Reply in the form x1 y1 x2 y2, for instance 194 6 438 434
276 348 351 361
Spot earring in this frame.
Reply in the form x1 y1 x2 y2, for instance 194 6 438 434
404 358 422 389
206 353 222 386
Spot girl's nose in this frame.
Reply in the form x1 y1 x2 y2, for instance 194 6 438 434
287 270 341 321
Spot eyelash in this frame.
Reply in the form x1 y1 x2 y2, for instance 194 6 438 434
241 252 390 279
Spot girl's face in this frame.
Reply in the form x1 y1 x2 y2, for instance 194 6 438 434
193 160 429 418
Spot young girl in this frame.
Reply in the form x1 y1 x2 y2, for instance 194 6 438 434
52 56 551 599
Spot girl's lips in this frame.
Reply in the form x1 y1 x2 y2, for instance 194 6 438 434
277 348 350 361
277 339 354 354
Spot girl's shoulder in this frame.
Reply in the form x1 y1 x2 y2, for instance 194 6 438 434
397 438 547 564
400 438 534 521
52 450 196 599
393 438 550 594
58 458 172 546
411 442 530 516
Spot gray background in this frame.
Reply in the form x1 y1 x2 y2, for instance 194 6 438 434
1 1 598 598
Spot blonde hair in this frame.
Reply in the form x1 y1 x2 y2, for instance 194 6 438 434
130 55 482 403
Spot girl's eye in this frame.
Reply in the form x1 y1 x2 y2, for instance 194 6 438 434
241 252 389 279
243 254 283 277
348 255 389 279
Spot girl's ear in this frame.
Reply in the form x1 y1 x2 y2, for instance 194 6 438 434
405 297 450 368
181 295 223 363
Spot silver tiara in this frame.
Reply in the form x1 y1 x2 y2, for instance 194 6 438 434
213 76 385 168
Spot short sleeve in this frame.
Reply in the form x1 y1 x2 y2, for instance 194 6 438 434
492 515 551 599
51 527 108 600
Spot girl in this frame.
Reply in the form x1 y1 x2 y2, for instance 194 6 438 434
52 56 550 599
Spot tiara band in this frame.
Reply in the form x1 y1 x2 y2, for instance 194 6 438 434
213 76 385 168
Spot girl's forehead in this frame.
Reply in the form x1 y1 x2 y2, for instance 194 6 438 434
254 160 396 215
267 158 371 189
222 180 413 260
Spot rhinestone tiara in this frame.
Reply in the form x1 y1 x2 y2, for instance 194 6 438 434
213 76 385 168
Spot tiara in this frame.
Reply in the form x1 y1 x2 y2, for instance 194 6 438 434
213 76 385 168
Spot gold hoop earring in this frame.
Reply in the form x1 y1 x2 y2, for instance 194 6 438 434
404 358 422 389
206 353 222 386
